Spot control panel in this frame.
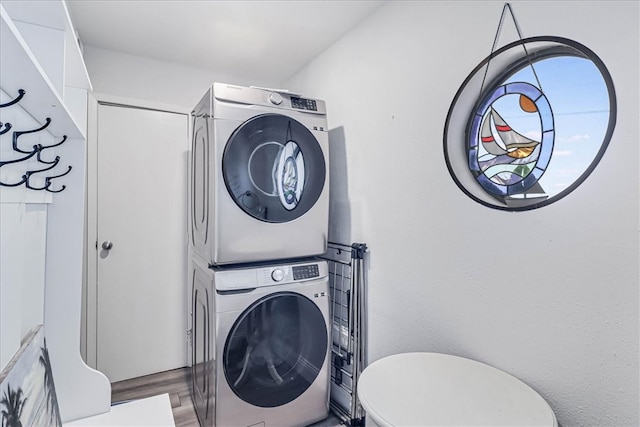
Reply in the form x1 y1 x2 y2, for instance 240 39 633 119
292 264 320 280
213 83 326 115
214 261 327 291
291 96 318 111
258 263 322 285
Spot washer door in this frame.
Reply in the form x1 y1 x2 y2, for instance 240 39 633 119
223 292 328 407
222 114 326 223
191 277 213 426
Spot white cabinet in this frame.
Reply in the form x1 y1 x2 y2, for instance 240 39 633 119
0 0 110 422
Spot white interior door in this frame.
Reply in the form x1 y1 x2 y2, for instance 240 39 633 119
96 103 189 383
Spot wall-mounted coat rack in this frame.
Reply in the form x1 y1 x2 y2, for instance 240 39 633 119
0 89 71 193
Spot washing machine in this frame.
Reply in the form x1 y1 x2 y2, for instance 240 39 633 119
191 82 330 266
190 256 331 427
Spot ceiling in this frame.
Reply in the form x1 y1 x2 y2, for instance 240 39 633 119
66 0 386 84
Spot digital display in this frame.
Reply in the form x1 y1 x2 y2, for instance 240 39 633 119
292 264 320 280
291 97 318 111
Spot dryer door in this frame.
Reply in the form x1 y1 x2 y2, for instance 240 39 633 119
223 291 328 407
222 114 326 223
191 112 209 250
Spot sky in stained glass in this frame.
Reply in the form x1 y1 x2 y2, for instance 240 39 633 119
499 56 610 196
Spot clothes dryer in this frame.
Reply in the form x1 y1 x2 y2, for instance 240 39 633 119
190 257 331 427
191 83 329 265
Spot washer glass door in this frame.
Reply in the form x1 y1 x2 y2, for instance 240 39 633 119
222 114 326 223
223 292 328 407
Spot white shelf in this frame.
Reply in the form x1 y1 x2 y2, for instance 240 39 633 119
0 2 89 139
0 1 110 421
1 0 91 91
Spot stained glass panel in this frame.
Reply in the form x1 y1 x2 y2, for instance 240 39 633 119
444 37 616 210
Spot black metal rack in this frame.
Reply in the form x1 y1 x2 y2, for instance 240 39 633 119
320 242 368 427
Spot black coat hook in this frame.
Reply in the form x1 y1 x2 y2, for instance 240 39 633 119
45 165 72 193
12 118 52 154
27 156 60 175
36 149 54 164
24 158 61 191
36 136 67 164
39 135 67 151
25 175 50 191
0 89 26 108
0 145 39 168
36 147 60 165
0 108 72 193
46 183 66 193
0 174 29 187
0 122 12 135
0 146 39 187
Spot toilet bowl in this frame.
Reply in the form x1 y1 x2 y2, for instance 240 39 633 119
357 352 558 427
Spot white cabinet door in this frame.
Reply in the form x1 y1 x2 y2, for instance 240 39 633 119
96 103 189 382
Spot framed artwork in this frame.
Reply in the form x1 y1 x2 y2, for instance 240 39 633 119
0 325 62 427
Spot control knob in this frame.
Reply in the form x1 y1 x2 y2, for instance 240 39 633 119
269 93 283 105
271 268 284 282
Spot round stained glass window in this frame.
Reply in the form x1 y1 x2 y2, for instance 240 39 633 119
444 36 616 210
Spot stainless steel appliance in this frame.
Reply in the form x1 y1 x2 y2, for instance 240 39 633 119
190 83 329 265
191 258 331 427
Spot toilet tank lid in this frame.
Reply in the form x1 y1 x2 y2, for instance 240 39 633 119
357 352 557 427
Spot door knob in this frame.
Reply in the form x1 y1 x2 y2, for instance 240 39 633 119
102 241 113 251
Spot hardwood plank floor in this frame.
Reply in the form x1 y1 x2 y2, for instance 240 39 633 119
111 367 197 427
110 367 344 427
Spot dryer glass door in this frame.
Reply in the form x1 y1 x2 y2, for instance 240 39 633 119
222 114 326 223
223 291 328 407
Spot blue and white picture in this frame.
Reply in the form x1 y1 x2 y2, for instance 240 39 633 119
0 326 61 427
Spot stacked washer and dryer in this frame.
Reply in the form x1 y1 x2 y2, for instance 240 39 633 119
189 83 331 427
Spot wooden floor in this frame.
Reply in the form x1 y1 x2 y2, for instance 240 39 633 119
110 367 344 427
111 367 198 427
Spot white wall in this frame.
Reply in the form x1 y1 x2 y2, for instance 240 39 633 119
83 46 277 110
0 202 47 369
285 1 639 426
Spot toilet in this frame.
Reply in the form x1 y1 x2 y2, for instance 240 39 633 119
357 352 558 427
